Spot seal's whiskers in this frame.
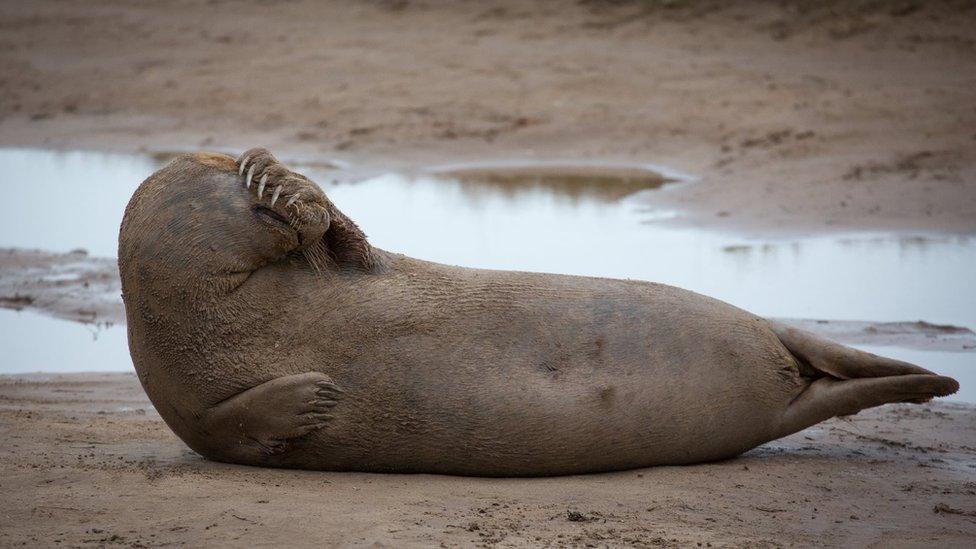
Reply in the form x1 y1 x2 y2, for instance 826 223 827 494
301 240 333 274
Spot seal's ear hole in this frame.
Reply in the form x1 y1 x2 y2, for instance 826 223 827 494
252 204 291 227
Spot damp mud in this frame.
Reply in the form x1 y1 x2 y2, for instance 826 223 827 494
0 248 122 325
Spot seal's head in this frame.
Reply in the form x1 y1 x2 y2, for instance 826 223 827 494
119 151 333 296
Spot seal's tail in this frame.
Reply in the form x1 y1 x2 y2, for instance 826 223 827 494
769 322 959 437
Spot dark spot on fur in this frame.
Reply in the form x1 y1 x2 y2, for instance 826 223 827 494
587 336 607 363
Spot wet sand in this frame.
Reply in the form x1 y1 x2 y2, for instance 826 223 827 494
1 1 975 546
1 373 974 547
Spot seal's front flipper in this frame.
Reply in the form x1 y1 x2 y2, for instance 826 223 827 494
235 147 378 272
201 372 343 458
235 148 332 255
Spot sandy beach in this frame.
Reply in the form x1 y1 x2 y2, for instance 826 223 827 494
1 373 974 547
1 1 975 546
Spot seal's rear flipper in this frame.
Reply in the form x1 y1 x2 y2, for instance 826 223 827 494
770 322 938 379
777 374 959 437
768 321 959 437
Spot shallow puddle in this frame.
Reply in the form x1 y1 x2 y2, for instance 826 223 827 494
0 308 131 373
0 148 973 400
1 148 161 257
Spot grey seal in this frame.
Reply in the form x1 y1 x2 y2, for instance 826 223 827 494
117 149 959 476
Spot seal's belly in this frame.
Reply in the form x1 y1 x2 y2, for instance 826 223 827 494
276 303 801 475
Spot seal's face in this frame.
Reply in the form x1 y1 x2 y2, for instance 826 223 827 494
118 150 333 303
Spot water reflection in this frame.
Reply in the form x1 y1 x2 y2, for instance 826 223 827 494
723 236 974 259
428 162 679 203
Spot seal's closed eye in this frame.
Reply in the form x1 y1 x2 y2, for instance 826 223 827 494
253 204 292 230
